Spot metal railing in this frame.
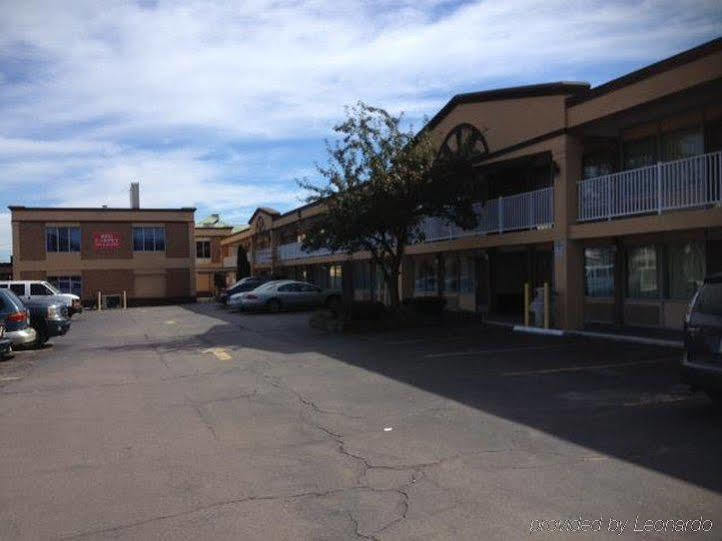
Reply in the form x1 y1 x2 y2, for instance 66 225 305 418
578 150 722 222
419 186 554 242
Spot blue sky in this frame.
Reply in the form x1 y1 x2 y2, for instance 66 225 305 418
1 0 721 260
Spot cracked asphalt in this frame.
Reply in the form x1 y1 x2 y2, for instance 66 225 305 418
1 303 721 540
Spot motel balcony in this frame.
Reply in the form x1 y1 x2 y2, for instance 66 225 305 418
418 186 554 243
577 150 722 222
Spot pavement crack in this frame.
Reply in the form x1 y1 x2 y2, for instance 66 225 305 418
61 487 361 540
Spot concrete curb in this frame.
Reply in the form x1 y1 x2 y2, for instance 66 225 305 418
511 324 683 349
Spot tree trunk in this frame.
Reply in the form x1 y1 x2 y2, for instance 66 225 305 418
388 268 400 309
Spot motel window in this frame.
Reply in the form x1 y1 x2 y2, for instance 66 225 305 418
133 227 166 252
623 137 657 170
49 276 83 297
196 240 211 259
459 257 474 294
444 256 460 294
584 247 615 297
667 240 705 300
627 245 658 299
582 149 616 180
414 259 437 295
46 226 80 253
661 128 703 161
329 264 343 290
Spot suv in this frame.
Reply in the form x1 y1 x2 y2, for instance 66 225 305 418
681 273 722 403
0 280 82 317
0 289 37 348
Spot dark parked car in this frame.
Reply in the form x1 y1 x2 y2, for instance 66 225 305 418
23 297 71 346
220 276 271 305
0 323 12 359
681 273 722 403
0 288 36 348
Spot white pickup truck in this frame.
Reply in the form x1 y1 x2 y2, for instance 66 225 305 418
0 280 83 317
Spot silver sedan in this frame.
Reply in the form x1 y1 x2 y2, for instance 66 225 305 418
230 280 339 312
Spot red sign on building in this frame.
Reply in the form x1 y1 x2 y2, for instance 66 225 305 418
93 232 120 250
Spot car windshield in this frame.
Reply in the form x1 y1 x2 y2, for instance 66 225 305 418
252 282 278 292
695 283 722 317
43 282 61 295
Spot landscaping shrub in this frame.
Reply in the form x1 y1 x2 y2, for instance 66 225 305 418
333 300 387 321
401 296 447 316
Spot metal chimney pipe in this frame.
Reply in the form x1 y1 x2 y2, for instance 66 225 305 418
130 182 140 209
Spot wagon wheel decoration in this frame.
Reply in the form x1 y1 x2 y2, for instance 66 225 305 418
437 123 489 163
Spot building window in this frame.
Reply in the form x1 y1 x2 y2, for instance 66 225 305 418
459 257 474 293
329 264 343 290
445 256 460 294
623 136 657 169
46 226 80 253
414 258 437 295
627 245 658 298
667 240 705 300
584 247 615 297
133 227 165 252
196 240 211 259
48 276 82 297
661 128 703 161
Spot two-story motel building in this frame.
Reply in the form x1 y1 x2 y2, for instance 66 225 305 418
221 38 722 330
10 196 197 305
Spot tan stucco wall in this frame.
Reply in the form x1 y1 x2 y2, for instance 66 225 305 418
430 94 568 153
567 49 722 127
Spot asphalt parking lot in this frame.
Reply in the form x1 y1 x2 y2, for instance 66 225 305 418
1 304 720 540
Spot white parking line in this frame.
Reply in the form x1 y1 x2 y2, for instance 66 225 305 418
424 344 570 359
502 357 678 377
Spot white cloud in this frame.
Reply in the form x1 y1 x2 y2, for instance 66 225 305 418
0 0 720 260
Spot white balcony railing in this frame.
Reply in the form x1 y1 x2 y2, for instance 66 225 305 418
255 247 272 264
578 150 722 222
419 186 554 242
277 242 337 261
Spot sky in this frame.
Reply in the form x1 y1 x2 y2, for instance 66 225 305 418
0 0 721 261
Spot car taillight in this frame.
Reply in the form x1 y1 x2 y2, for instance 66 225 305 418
7 311 27 323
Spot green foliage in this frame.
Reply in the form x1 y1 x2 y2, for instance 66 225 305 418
299 102 479 306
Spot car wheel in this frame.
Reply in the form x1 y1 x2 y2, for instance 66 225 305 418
267 299 282 313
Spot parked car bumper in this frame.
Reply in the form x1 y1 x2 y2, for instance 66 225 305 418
6 327 37 347
681 353 722 393
47 319 71 338
0 338 12 357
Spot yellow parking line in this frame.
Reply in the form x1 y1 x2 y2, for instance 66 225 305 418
201 347 231 361
502 357 677 377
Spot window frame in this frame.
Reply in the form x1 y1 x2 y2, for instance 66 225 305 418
133 227 167 253
46 226 81 253
196 240 211 259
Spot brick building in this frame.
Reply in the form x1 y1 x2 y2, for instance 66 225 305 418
9 205 196 305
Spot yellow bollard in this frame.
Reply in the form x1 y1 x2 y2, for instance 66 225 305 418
97 291 102 311
544 282 550 329
524 282 530 327
123 290 127 310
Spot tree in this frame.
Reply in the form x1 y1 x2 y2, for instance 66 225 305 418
236 245 250 281
298 102 480 308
